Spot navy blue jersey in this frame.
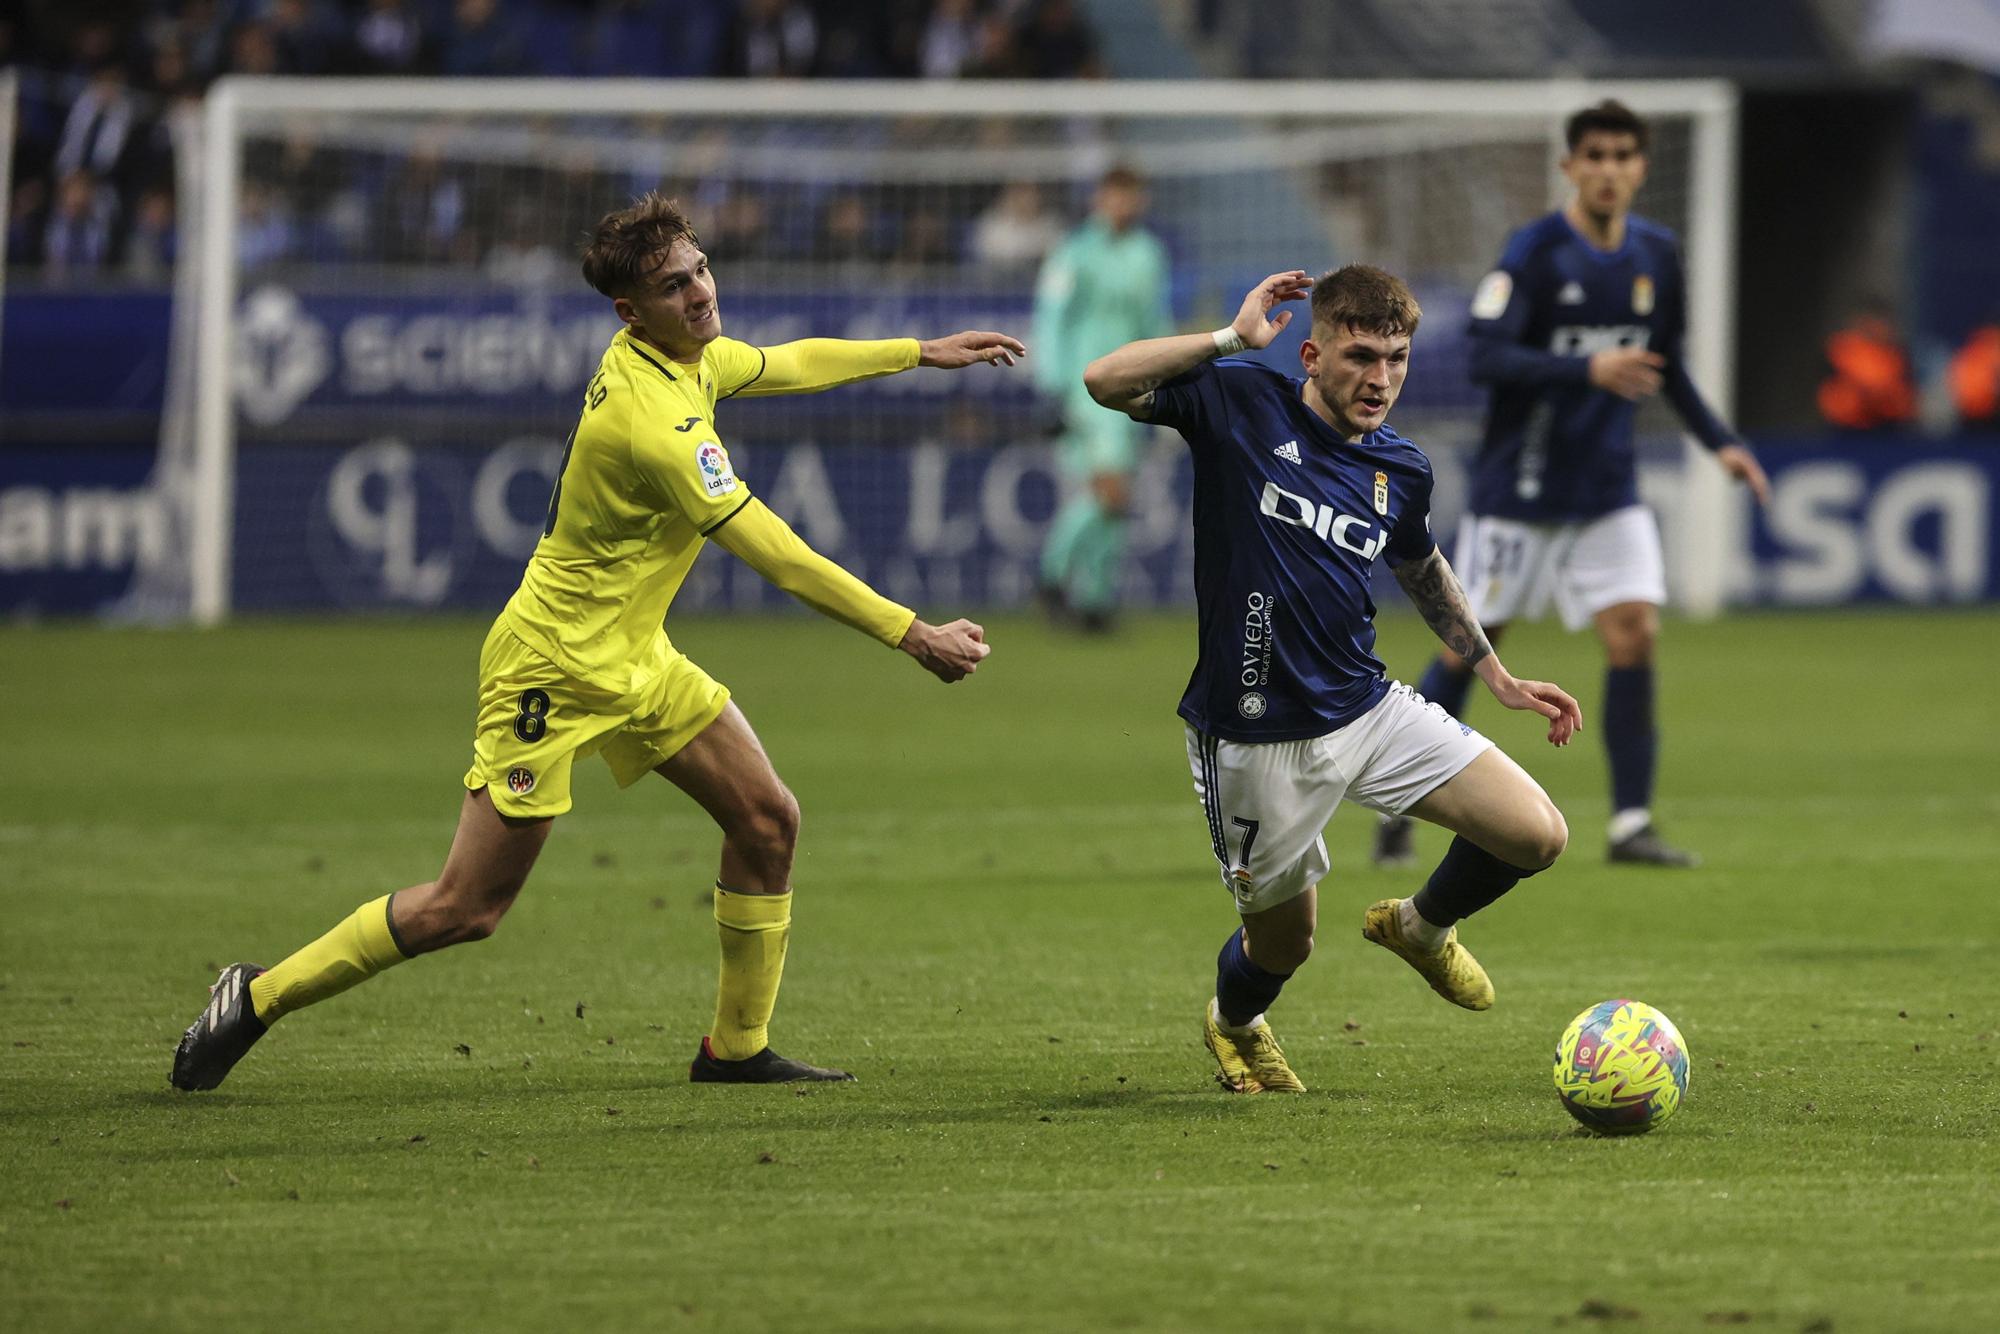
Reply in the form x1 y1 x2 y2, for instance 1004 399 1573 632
1150 358 1437 743
1466 211 1734 521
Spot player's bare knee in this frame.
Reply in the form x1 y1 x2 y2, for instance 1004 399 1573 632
732 786 800 874
1267 932 1314 973
1246 926 1313 973
1527 805 1569 869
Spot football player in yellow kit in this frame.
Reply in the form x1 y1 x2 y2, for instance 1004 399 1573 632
173 193 1021 1089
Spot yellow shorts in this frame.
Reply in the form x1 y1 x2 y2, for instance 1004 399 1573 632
461 622 731 819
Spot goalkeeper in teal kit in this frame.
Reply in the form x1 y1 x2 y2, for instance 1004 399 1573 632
1032 165 1173 630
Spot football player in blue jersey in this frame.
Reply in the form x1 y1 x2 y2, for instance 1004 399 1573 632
1085 265 1584 1093
1375 100 1770 871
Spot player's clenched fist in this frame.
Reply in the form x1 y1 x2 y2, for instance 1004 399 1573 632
899 617 992 683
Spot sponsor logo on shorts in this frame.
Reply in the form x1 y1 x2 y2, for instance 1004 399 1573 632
506 766 537 795
696 441 737 498
1238 691 1267 720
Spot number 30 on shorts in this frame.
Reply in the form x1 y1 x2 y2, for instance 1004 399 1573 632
513 689 552 742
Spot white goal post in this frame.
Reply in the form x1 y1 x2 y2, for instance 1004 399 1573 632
178 76 1738 624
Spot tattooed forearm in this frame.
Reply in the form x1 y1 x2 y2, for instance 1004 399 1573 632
1394 549 1492 667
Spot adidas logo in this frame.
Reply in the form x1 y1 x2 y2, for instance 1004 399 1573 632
1557 281 1586 305
1273 440 1302 464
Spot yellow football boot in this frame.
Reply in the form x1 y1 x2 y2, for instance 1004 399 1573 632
1202 1001 1307 1093
1361 898 1495 1011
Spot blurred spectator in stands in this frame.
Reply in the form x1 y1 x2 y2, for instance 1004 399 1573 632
968 180 1062 270
121 185 179 282
60 19 126 83
8 177 51 267
485 197 566 287
728 0 818 78
579 0 676 77
1015 0 1100 78
894 204 958 270
54 63 139 191
1817 300 1918 432
1949 320 2000 434
269 0 347 76
229 20 285 76
819 189 893 265
352 0 433 76
963 10 1028 77
816 4 903 78
239 180 300 269
707 185 780 263
379 145 469 263
920 0 981 78
170 0 232 83
43 170 118 277
444 0 530 76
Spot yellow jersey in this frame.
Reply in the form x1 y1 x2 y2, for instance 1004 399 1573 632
499 327 919 695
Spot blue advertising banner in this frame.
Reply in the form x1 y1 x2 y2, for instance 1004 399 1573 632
229 436 1198 614
224 279 1485 432
0 444 162 614
1738 440 2000 605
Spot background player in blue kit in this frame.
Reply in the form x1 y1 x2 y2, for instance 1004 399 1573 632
1376 100 1771 871
1085 266 1584 1094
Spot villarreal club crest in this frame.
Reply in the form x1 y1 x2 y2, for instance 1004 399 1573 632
1553 999 1689 1134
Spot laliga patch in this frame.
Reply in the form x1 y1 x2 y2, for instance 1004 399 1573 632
695 441 737 498
1373 470 1390 516
1471 270 1512 320
506 767 536 795
1632 275 1655 316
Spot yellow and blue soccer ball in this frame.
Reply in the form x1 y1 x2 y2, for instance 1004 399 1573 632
1552 999 1689 1134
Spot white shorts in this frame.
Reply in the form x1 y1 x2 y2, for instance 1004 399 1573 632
1454 504 1666 631
1185 683 1494 915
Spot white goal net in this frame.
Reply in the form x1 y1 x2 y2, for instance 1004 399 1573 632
158 78 1737 623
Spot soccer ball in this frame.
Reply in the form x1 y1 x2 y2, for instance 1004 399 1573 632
1552 999 1689 1134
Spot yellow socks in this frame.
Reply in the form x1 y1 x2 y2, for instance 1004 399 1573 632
708 886 792 1060
249 894 411 1025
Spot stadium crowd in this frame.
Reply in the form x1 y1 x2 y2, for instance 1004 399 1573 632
4 0 1103 277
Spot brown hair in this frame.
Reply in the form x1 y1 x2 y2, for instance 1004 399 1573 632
1099 164 1144 191
1565 99 1650 154
580 192 700 298
1311 264 1422 339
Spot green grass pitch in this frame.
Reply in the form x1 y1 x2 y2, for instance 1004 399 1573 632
4 607 1997 1332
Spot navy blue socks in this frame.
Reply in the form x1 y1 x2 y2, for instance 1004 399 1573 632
1603 664 1657 817
1410 836 1544 927
1215 927 1291 1027
1416 656 1475 718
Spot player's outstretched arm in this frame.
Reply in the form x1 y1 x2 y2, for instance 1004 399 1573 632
709 498 990 683
1084 270 1311 419
1394 548 1582 747
734 331 1024 398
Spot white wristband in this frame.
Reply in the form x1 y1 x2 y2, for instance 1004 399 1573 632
1211 327 1247 357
